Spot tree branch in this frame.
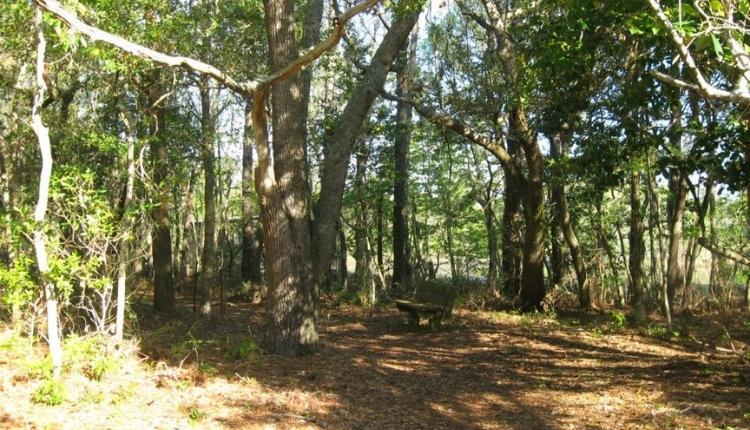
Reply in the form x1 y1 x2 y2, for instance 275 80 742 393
647 0 750 104
382 91 520 178
36 0 380 95
34 0 254 95
263 0 379 87
698 237 750 266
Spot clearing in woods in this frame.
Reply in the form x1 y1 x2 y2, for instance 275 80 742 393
1 297 748 429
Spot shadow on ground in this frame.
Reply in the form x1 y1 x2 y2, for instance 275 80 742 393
135 298 749 429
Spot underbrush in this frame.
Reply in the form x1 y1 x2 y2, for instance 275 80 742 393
0 328 140 406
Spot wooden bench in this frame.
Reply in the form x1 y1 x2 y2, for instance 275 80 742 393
394 282 457 330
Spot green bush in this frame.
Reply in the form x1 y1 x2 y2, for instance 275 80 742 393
32 379 65 405
606 310 626 332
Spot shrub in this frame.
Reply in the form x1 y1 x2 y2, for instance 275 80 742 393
32 379 65 405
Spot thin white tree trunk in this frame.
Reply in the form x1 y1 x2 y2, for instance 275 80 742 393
31 6 62 376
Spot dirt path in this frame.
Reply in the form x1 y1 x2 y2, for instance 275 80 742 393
2 301 748 429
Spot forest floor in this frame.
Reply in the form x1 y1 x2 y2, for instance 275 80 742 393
1 295 749 429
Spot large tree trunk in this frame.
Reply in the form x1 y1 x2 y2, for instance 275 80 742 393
392 26 418 292
259 0 318 355
629 172 647 321
199 76 216 315
311 11 422 282
511 109 546 311
550 133 589 309
149 70 175 313
241 99 263 286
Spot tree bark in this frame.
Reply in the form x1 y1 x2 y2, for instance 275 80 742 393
259 0 317 354
199 76 216 315
148 70 175 313
511 109 546 311
31 6 62 375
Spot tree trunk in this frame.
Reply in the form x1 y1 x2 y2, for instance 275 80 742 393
241 98 263 286
115 113 136 342
647 166 668 304
199 76 216 315
392 26 418 292
666 170 687 314
31 7 62 375
629 172 647 321
149 70 175 313
258 0 318 354
550 133 589 309
511 109 546 311
311 10 422 283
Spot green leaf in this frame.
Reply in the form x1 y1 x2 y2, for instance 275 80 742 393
711 34 724 60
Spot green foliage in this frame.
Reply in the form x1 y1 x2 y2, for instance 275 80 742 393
0 255 37 310
24 357 54 380
606 310 626 332
386 0 426 17
32 379 65 406
188 407 207 423
642 323 681 338
335 289 361 306
233 337 259 360
63 335 121 380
